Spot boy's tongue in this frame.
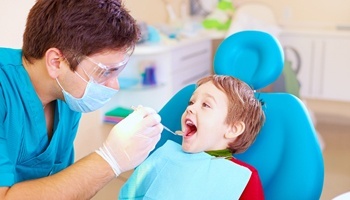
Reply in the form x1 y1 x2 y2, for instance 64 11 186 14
185 123 197 137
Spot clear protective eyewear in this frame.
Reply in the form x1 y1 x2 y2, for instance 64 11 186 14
79 52 130 84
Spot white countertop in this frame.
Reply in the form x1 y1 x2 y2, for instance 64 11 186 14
133 34 212 55
281 25 350 37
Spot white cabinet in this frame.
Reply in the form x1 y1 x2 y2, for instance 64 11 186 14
278 34 315 97
101 37 212 114
322 38 350 101
279 30 350 102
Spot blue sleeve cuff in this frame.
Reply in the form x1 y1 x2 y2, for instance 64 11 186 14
0 173 14 187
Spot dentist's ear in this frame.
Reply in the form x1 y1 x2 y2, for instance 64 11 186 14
45 48 64 78
225 121 245 139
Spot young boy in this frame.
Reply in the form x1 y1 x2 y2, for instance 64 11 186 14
119 75 265 200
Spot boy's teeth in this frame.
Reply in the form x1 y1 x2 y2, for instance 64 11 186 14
185 120 193 125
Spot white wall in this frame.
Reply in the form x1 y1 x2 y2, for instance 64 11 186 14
0 0 185 47
247 0 350 29
2 0 350 48
0 1 36 48
126 0 350 29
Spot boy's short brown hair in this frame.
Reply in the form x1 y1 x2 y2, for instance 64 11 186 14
23 0 140 69
197 75 265 154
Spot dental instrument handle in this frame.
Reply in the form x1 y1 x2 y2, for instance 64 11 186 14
131 105 182 136
163 125 182 136
163 125 176 135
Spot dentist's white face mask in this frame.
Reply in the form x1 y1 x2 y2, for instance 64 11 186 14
56 72 118 113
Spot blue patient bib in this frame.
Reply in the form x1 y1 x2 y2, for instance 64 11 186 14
119 140 251 200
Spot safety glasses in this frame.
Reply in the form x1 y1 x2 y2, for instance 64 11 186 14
79 52 130 84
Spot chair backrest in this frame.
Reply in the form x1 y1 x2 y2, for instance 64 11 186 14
157 31 324 200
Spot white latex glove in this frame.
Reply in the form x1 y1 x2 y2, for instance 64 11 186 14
96 106 163 176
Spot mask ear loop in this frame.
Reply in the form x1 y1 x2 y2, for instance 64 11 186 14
59 53 90 83
75 70 89 83
56 78 65 91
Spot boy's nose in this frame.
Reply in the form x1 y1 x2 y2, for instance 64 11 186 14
186 106 194 114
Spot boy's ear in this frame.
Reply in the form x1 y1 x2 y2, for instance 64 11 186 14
45 48 64 78
225 121 245 139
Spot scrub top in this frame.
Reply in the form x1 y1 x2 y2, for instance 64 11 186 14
0 47 82 187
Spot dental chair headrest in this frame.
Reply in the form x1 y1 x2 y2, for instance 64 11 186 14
213 30 284 90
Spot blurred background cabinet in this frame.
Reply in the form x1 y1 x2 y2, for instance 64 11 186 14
321 37 350 102
280 30 350 102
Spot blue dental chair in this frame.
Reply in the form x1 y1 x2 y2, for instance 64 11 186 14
156 31 324 200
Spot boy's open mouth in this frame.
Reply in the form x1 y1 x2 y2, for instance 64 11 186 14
184 119 197 137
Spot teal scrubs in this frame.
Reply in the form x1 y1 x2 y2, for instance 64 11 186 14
0 47 82 186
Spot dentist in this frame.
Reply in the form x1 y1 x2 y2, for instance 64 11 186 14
0 0 163 199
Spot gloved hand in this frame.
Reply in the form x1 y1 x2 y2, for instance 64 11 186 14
96 106 163 176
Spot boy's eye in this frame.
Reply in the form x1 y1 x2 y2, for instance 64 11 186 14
188 101 194 106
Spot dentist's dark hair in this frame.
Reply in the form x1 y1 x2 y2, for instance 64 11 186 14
23 0 140 70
